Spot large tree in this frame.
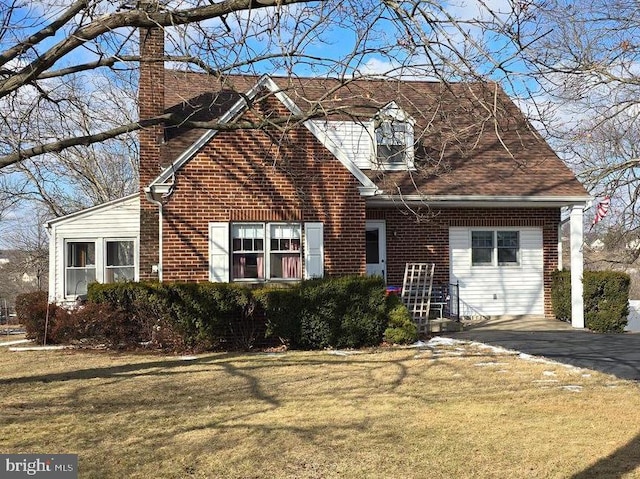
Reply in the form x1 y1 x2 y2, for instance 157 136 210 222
0 0 534 171
518 0 640 232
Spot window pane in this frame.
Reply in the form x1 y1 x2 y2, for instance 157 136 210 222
497 231 519 265
233 253 264 279
65 267 96 296
269 224 302 279
498 248 518 264
270 253 301 279
66 242 95 267
366 229 380 264
472 231 493 248
472 248 493 265
105 267 135 283
106 241 134 267
497 231 519 248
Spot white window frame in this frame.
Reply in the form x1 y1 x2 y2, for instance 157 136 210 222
231 223 266 281
64 240 97 298
230 222 303 282
64 237 138 299
371 102 415 171
470 229 520 267
210 222 323 283
104 238 137 283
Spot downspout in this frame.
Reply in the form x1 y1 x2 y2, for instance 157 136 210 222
144 186 170 282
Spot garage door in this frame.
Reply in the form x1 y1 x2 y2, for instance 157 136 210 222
449 227 544 317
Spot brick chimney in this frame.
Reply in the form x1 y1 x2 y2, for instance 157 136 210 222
138 1 165 280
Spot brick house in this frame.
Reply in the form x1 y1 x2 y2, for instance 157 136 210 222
47 26 591 326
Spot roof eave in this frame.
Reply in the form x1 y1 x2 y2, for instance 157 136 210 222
366 194 592 208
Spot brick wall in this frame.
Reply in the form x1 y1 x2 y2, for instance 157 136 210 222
368 207 561 318
160 95 367 281
138 25 165 280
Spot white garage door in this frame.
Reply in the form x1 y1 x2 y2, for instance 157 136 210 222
449 227 544 317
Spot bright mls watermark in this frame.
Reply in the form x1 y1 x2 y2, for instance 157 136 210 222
0 455 77 478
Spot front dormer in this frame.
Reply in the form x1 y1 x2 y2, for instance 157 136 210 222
373 102 415 171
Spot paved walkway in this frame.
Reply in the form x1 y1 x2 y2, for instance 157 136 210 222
447 316 640 381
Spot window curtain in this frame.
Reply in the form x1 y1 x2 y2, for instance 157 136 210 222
281 255 301 279
233 255 264 279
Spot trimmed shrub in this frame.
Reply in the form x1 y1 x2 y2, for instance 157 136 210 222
15 291 59 344
384 295 418 344
551 270 630 333
88 281 260 351
583 271 630 333
298 275 387 349
255 285 303 347
551 270 572 323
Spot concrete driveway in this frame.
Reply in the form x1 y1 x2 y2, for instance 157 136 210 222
447 316 640 381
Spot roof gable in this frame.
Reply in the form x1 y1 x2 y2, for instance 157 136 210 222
151 75 379 194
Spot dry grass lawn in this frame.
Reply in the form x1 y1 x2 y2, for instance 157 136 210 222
2 336 640 478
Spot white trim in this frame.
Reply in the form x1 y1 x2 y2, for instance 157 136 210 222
45 193 139 227
367 195 591 208
304 222 324 279
209 222 230 282
569 205 585 328
365 220 387 280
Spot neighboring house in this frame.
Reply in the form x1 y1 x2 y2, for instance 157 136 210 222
47 26 591 325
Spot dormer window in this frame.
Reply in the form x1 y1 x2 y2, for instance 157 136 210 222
376 119 408 165
373 102 415 170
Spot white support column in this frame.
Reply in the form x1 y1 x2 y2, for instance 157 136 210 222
569 205 585 328
557 223 563 271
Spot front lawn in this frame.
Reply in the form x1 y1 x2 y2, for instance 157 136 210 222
1 338 640 478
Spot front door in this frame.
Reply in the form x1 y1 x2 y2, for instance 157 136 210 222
366 220 386 280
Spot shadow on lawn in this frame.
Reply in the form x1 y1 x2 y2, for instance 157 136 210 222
570 431 640 479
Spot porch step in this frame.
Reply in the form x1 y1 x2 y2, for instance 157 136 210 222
427 318 463 334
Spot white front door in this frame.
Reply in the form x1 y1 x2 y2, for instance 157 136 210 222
366 220 386 280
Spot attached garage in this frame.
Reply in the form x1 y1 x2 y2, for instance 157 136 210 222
449 226 544 318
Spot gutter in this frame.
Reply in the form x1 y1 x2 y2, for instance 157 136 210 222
367 194 592 208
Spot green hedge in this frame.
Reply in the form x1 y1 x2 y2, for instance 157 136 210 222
256 276 388 349
20 276 404 351
383 294 418 344
551 270 630 333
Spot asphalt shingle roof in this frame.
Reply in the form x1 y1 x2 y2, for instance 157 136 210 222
161 71 588 199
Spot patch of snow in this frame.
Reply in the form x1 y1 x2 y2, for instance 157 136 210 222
427 337 465 347
562 385 583 392
0 339 31 347
327 350 363 356
533 379 559 383
10 345 69 351
178 356 198 361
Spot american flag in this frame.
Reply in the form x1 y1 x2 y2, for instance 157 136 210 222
591 195 611 228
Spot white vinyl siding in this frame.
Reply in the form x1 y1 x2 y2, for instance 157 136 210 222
308 120 373 169
48 195 140 303
450 227 544 317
